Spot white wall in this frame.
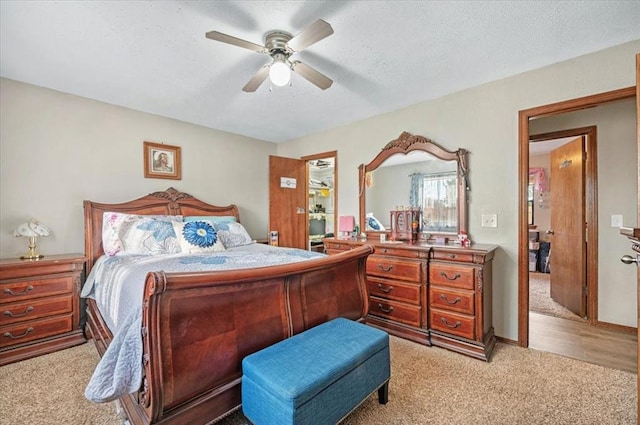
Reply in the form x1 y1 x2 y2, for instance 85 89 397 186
0 78 276 257
276 40 640 338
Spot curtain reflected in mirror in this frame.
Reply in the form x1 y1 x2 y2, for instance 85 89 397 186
411 172 458 232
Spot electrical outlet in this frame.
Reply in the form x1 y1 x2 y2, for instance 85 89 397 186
481 214 498 228
611 214 623 228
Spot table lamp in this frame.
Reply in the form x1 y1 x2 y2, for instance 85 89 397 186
13 218 50 260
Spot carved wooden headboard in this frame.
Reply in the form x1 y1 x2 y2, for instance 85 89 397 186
83 187 239 272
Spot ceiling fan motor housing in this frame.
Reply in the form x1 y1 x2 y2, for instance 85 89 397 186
265 31 293 57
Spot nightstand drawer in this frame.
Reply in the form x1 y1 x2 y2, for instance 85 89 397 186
0 275 74 304
430 308 475 340
367 256 422 282
1 295 73 326
429 287 474 315
369 296 422 327
0 315 73 348
368 276 421 305
429 264 474 290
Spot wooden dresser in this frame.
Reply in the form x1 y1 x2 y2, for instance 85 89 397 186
325 238 498 360
0 254 87 365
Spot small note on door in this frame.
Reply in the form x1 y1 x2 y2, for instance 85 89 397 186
280 177 297 188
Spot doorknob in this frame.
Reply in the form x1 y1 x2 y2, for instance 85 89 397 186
621 254 639 265
546 230 554 235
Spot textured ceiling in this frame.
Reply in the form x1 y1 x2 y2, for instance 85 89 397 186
1 1 639 143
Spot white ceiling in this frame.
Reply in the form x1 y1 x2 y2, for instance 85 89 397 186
1 1 639 143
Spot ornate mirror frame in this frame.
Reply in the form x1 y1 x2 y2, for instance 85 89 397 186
358 131 469 239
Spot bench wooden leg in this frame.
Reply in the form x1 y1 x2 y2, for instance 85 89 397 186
377 381 389 404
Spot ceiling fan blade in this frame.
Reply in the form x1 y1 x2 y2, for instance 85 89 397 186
205 31 266 53
242 64 270 92
287 19 334 52
291 61 333 90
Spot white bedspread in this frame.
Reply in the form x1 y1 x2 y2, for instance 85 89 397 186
81 243 324 403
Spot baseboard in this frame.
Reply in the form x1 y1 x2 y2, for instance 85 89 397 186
595 320 637 334
495 335 518 345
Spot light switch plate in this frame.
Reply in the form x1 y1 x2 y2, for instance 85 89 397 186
611 214 623 228
481 214 498 228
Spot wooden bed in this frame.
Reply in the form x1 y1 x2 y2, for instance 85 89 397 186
83 187 374 424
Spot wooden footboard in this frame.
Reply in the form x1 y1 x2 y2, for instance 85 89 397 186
86 244 373 425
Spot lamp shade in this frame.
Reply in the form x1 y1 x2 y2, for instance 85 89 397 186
13 219 50 238
269 55 291 87
13 218 50 260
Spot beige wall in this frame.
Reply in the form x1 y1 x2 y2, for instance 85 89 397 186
0 78 276 257
276 40 640 337
1 41 637 340
530 99 637 327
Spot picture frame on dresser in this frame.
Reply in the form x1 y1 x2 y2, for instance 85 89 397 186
143 141 182 180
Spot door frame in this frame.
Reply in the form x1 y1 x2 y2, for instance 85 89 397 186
301 150 338 238
530 127 596 321
517 86 636 347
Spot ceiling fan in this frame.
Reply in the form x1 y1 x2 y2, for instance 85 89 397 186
205 19 334 92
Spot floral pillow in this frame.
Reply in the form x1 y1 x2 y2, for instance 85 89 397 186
102 212 182 256
172 220 225 253
215 222 254 248
118 219 181 255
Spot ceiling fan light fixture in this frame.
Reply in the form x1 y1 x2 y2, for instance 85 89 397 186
269 55 291 87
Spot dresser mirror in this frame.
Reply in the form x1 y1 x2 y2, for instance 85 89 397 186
358 131 469 239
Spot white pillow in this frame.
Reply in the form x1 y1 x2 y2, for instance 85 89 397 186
172 220 225 253
215 222 254 248
102 212 182 256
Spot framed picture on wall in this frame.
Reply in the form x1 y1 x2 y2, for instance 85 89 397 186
144 141 181 180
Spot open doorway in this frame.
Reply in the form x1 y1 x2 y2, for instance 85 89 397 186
527 129 596 328
518 87 636 348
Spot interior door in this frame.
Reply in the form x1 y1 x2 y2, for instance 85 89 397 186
269 155 307 249
549 136 586 316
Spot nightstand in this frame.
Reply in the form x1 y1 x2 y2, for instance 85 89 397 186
0 254 87 365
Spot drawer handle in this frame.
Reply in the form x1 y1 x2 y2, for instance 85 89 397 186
447 254 457 259
439 272 461 281
377 264 394 272
380 248 388 253
3 327 34 339
440 317 461 329
3 286 34 296
440 294 461 305
3 306 34 318
378 303 394 314
377 283 394 293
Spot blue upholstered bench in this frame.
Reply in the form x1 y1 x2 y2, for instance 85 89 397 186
241 317 390 425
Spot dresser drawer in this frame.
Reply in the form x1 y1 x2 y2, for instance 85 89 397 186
0 295 73 326
430 308 475 340
431 250 476 263
1 275 74 304
369 296 422 327
429 287 474 315
0 315 73 348
368 276 421 305
367 256 422 282
323 241 352 253
429 264 474 290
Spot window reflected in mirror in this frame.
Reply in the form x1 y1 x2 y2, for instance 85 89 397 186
417 171 458 232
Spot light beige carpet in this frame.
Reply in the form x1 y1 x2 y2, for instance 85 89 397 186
529 272 586 322
1 337 636 424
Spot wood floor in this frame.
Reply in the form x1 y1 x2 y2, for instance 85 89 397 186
529 311 637 374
